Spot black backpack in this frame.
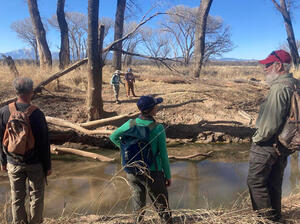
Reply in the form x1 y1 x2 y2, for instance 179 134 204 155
120 119 158 175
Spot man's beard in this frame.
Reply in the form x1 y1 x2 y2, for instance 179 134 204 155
265 72 280 86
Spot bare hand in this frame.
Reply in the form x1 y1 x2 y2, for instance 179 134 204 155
166 179 171 187
1 165 7 172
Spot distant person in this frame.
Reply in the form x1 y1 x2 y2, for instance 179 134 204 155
110 95 172 224
0 77 51 224
247 50 296 222
124 68 137 97
110 70 124 104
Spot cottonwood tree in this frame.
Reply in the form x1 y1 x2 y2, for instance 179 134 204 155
11 18 39 65
193 0 213 78
49 13 113 61
57 0 70 69
122 21 142 66
140 27 171 67
271 0 299 67
87 0 102 120
112 0 126 70
27 0 52 68
162 5 197 66
162 5 233 67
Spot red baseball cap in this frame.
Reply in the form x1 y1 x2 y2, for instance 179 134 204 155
259 50 291 65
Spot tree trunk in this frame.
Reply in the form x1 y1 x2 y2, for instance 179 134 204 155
57 0 70 69
27 0 52 68
112 0 126 70
193 0 213 78
87 0 101 121
272 0 299 68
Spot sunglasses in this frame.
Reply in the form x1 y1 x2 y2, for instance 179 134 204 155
265 62 273 68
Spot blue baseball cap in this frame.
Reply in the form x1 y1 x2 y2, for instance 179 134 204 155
137 95 163 111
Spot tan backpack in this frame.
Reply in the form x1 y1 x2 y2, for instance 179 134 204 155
278 84 300 151
2 103 37 155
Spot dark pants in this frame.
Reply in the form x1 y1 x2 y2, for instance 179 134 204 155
127 171 172 224
247 143 288 221
125 82 136 97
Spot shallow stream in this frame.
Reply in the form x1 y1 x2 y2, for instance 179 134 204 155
0 143 299 218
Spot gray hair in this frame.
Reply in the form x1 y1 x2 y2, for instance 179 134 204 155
13 77 34 95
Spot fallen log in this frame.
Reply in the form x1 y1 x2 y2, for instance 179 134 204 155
51 145 115 162
46 116 113 135
168 151 213 160
0 59 88 107
79 112 140 128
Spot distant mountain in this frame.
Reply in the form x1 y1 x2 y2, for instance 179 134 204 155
0 48 59 60
212 57 256 62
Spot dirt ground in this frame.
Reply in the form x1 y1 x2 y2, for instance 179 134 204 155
0 64 270 146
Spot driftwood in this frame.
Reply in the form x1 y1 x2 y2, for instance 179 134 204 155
2 55 19 77
168 151 213 160
80 112 140 129
46 116 113 135
51 145 115 162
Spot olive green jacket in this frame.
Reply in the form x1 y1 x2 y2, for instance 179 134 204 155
252 73 297 143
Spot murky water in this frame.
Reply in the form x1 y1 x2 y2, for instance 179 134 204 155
0 144 299 218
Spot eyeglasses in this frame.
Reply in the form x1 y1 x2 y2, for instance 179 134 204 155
270 51 282 63
265 62 273 68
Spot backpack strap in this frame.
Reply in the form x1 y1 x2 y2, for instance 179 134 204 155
8 103 37 117
24 105 38 117
8 102 17 114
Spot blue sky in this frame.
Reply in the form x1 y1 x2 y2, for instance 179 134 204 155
0 0 299 60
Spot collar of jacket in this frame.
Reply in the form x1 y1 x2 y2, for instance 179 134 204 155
270 73 294 86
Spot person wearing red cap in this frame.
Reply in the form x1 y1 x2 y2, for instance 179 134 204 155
110 95 172 224
247 50 297 221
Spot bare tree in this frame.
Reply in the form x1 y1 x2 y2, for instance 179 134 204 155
112 0 126 70
162 5 233 67
27 0 52 68
11 18 39 65
140 27 171 67
162 5 197 66
122 22 142 66
193 0 213 78
87 0 102 120
271 0 299 67
57 0 70 69
49 13 113 61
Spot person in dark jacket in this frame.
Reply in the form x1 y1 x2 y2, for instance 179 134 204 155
124 68 137 97
0 77 51 224
247 50 296 222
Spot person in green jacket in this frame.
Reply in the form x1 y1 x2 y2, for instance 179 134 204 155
247 50 297 222
110 95 172 224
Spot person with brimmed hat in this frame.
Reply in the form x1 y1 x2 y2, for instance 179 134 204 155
247 50 297 222
110 95 172 224
110 69 124 104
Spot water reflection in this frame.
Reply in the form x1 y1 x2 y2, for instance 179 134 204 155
0 145 299 218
